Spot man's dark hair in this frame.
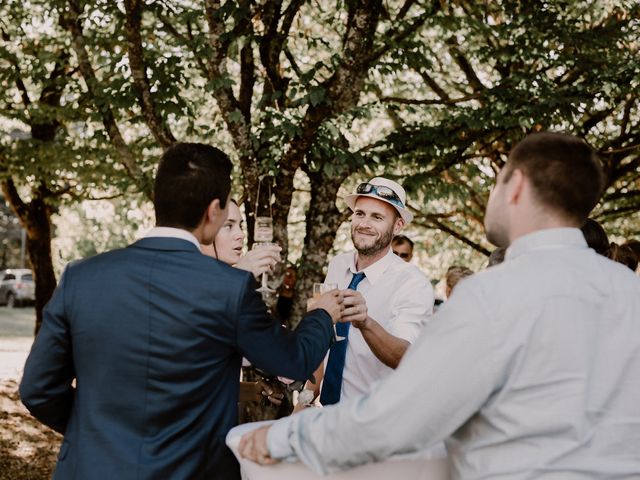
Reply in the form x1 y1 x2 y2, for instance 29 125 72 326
487 246 507 267
503 132 605 224
623 239 640 261
392 235 414 249
154 143 232 229
608 243 639 272
581 218 610 256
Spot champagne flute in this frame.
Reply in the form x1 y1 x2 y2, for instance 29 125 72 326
253 216 276 294
312 282 343 341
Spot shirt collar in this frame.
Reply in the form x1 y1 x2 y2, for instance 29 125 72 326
144 227 202 252
506 227 587 261
348 248 397 285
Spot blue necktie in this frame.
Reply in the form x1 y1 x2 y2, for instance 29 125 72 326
320 271 366 405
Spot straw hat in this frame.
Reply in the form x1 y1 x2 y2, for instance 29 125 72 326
344 177 413 223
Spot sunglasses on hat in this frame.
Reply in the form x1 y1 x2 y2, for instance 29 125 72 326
356 183 404 208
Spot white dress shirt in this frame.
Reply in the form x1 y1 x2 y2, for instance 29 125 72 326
144 226 202 252
324 248 434 400
268 228 640 478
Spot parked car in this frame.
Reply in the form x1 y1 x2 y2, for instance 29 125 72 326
0 268 35 308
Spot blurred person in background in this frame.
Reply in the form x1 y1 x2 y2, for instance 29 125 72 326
444 265 473 299
391 234 414 262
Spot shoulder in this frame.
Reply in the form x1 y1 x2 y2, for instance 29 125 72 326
387 256 432 285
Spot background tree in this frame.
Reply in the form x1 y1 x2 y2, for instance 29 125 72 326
1 0 638 332
0 0 141 331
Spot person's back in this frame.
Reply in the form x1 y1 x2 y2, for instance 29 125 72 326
445 230 640 478
19 143 341 480
54 244 249 478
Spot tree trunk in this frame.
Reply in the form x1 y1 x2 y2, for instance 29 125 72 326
289 171 348 327
1 181 56 334
24 199 56 334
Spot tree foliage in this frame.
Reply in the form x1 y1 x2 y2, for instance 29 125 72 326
1 0 638 330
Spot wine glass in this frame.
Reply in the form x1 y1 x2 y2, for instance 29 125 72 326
312 282 343 341
253 216 276 294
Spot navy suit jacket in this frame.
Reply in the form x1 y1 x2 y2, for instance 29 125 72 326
20 237 334 479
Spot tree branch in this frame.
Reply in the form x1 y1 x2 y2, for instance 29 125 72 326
1 27 32 107
447 38 487 92
418 69 450 101
413 214 491 256
239 43 255 122
157 13 209 76
366 3 437 66
380 93 480 105
123 0 176 149
0 178 28 222
61 0 152 199
396 0 417 21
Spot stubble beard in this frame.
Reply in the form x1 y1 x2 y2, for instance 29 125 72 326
352 225 394 257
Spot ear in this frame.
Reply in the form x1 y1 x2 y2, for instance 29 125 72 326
206 198 223 221
506 168 525 205
393 216 405 235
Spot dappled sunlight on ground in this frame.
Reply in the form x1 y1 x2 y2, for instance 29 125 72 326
0 379 60 479
0 307 58 479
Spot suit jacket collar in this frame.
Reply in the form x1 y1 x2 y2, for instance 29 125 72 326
130 237 202 253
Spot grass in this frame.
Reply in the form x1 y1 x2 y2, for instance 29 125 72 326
0 308 35 338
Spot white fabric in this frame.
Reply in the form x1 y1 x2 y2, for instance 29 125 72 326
268 228 640 478
324 248 434 400
226 422 449 480
143 226 202 252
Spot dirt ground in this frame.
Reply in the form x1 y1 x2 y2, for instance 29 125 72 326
0 308 58 479
0 379 60 479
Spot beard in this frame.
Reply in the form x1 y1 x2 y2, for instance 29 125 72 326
352 224 395 257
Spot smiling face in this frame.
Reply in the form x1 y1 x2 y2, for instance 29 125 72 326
351 197 404 258
211 201 245 265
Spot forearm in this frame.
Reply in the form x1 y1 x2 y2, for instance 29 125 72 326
353 317 409 369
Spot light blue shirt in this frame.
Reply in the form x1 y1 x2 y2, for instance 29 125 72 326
268 228 640 478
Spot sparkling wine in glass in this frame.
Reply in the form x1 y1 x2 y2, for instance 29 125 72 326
312 282 343 341
253 217 276 294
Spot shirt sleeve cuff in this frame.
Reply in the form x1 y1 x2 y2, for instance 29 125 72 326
267 416 296 460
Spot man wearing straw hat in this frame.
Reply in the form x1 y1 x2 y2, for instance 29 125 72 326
297 177 434 409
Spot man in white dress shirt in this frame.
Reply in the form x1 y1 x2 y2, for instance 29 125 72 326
299 177 434 407
240 132 640 479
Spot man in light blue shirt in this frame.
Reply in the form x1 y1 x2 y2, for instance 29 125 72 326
239 132 640 479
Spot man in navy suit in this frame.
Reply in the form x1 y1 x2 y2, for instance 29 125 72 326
20 143 341 479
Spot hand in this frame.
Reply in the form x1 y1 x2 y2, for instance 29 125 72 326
239 425 279 465
340 289 368 328
235 244 281 278
308 290 344 324
258 380 284 407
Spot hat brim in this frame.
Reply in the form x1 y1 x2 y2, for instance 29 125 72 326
344 194 413 224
